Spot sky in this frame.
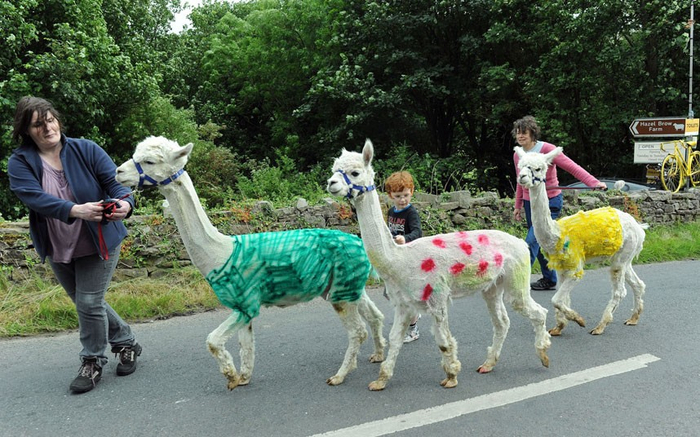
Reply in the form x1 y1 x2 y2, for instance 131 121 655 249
170 0 202 33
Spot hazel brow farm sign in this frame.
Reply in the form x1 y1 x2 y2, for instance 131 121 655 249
628 117 696 137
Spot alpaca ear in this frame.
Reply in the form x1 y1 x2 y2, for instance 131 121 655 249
514 146 525 158
362 139 374 166
176 143 194 160
544 147 563 164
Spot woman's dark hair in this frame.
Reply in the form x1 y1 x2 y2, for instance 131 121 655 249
511 115 540 141
12 96 63 145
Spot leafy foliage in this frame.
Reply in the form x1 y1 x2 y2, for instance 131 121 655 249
1 0 699 219
235 149 329 204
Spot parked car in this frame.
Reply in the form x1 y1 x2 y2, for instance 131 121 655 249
564 179 655 192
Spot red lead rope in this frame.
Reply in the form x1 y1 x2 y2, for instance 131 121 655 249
546 186 607 191
97 193 132 260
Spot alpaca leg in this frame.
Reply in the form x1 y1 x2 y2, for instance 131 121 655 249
357 291 386 362
369 305 413 391
328 302 367 386
477 287 510 374
509 293 551 368
237 322 255 385
549 276 585 335
429 308 461 388
591 265 627 335
206 311 248 390
623 265 646 326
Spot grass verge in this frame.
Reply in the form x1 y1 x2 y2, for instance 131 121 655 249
0 267 220 337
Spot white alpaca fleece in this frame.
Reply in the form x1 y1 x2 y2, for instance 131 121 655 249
515 146 647 336
327 139 551 391
115 136 387 390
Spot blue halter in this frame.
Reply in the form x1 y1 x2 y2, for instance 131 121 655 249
133 159 185 189
525 166 546 185
335 169 375 200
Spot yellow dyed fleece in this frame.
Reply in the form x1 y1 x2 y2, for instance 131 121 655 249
542 207 623 279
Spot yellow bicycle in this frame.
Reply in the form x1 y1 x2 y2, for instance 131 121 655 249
659 139 700 193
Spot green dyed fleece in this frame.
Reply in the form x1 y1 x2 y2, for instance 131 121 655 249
206 229 371 322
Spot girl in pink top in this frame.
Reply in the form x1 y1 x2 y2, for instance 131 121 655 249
512 116 606 291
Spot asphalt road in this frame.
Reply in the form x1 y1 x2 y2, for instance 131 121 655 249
1 260 699 437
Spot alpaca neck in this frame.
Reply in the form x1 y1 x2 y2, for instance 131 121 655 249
353 190 403 280
159 172 231 275
528 183 561 252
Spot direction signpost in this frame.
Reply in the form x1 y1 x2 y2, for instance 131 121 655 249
629 117 689 137
629 117 699 187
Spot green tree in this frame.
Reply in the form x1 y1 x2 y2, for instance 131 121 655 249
0 0 178 219
485 0 692 185
299 0 497 189
173 0 341 167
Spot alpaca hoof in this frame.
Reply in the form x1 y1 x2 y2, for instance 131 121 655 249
368 380 386 391
227 378 240 390
538 350 550 368
573 315 586 327
327 375 345 386
369 353 385 363
548 327 562 336
589 326 605 335
440 377 458 388
238 376 251 386
224 369 241 390
476 365 494 374
624 317 639 326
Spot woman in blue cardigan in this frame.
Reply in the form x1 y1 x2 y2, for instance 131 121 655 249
8 96 141 394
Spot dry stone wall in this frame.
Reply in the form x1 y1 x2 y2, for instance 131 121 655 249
1 189 698 283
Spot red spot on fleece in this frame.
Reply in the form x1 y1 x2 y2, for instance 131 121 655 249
459 242 473 255
432 238 447 248
477 260 489 276
421 258 436 272
421 284 433 301
457 231 469 239
494 253 503 266
450 262 466 275
478 234 490 245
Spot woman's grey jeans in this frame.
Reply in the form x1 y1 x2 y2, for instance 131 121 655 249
49 244 135 368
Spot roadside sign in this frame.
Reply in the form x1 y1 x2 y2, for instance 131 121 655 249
686 118 699 135
629 117 687 137
633 141 673 163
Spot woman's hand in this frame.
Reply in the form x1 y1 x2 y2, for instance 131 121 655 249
513 208 523 222
103 200 131 222
70 202 106 222
69 200 131 222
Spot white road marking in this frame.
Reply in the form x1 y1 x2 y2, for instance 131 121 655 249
311 353 660 437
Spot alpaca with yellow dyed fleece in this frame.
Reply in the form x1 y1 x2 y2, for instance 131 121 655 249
515 146 647 336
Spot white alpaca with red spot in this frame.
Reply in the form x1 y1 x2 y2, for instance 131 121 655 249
327 139 551 391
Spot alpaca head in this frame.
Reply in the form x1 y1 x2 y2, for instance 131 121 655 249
116 136 193 189
514 146 563 189
327 139 377 201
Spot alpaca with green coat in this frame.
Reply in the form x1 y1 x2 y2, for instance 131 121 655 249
116 136 386 390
